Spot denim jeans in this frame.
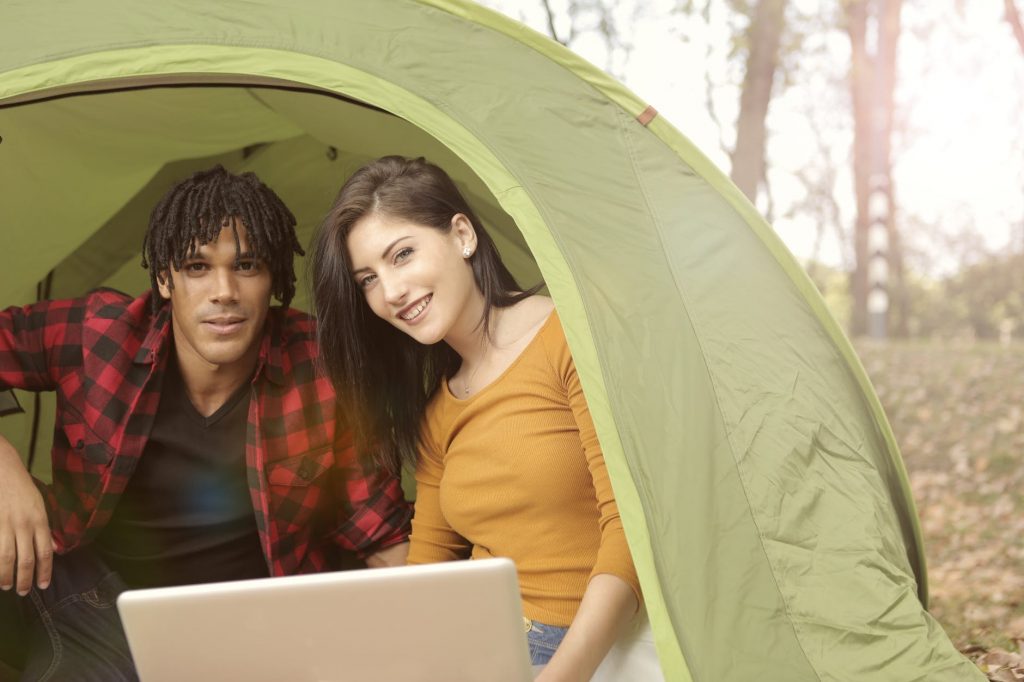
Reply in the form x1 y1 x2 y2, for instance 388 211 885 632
525 618 569 666
0 549 138 681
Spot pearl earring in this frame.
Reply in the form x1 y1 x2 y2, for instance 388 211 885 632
463 247 472 258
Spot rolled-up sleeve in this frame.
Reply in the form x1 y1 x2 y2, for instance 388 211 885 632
329 426 412 558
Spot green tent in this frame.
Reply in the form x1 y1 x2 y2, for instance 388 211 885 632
0 1 981 679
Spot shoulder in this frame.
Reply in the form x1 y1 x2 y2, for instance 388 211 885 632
29 288 138 326
516 296 564 349
496 295 556 346
268 307 326 391
498 297 571 383
532 307 573 381
82 289 156 333
508 295 555 328
85 287 136 310
273 307 318 352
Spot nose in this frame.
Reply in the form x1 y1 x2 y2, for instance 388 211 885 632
209 267 240 304
379 272 407 307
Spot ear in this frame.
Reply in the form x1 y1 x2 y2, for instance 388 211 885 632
451 214 478 258
156 271 173 300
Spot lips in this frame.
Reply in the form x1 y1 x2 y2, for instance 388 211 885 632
398 294 432 323
202 315 247 335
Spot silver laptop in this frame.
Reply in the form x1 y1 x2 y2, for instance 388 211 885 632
116 557 534 682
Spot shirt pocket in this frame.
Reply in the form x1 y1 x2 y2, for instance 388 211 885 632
266 446 335 536
59 414 114 467
52 410 115 503
267 445 334 487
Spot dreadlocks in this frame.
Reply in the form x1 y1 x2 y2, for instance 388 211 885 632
142 165 304 311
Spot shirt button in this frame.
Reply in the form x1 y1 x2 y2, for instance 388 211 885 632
75 439 85 449
298 460 316 480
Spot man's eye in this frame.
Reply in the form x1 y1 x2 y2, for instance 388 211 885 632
237 260 260 272
394 247 413 263
185 263 207 273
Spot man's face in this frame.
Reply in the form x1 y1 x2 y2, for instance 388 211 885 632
158 219 273 375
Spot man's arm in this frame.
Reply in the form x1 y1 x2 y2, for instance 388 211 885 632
330 460 412 561
0 434 53 595
0 299 83 595
327 422 412 561
0 298 83 392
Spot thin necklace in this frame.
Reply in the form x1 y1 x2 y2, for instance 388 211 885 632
461 361 482 396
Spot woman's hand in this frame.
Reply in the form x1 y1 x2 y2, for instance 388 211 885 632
533 573 638 682
365 541 409 568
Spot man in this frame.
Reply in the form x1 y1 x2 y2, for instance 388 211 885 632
0 166 412 679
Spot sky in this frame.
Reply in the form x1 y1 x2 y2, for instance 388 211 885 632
479 0 1024 277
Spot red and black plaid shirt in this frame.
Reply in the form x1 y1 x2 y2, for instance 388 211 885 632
0 289 411 575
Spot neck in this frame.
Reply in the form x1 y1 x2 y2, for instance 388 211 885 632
443 289 494 365
171 337 260 419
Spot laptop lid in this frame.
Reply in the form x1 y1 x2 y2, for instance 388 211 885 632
116 557 534 682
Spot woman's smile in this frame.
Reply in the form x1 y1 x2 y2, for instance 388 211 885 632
398 294 432 323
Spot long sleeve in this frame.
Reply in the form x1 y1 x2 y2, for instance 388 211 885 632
406 421 472 565
0 298 84 392
556 334 642 603
402 312 638 625
328 430 412 558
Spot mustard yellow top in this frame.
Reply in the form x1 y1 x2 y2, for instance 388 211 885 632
406 312 640 626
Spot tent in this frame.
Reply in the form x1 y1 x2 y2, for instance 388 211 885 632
0 1 981 679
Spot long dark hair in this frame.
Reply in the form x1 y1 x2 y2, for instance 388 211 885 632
310 156 539 473
142 165 303 311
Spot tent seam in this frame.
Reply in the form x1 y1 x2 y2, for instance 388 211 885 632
438 87 691 677
616 105 824 682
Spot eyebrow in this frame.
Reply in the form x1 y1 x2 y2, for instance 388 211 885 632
352 236 412 274
184 250 258 261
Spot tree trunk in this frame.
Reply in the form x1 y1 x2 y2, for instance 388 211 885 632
844 0 904 337
846 0 872 337
730 0 788 203
1006 0 1024 56
877 0 907 337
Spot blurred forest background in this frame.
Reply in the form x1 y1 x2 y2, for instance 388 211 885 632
481 0 1024 677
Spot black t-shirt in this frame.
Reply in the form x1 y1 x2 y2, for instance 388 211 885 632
95 355 269 588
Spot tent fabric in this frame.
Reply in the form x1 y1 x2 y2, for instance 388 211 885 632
0 1 982 679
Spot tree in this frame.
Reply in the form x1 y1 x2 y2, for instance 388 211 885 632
844 0 906 337
1006 0 1024 56
730 0 788 203
537 0 633 78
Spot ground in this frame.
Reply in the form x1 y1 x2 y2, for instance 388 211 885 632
856 339 1024 680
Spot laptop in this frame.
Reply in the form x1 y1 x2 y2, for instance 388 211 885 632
116 557 534 682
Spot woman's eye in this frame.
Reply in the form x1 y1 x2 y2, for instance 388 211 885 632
358 274 377 288
394 247 413 263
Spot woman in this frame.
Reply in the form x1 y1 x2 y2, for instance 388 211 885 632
311 156 649 680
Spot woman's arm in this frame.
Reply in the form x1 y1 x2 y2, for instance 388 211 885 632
406 430 472 565
535 573 637 682
539 319 643 679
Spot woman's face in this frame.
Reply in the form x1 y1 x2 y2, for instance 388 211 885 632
347 212 479 345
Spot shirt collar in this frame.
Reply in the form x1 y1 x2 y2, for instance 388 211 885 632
135 298 171 365
257 310 286 386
